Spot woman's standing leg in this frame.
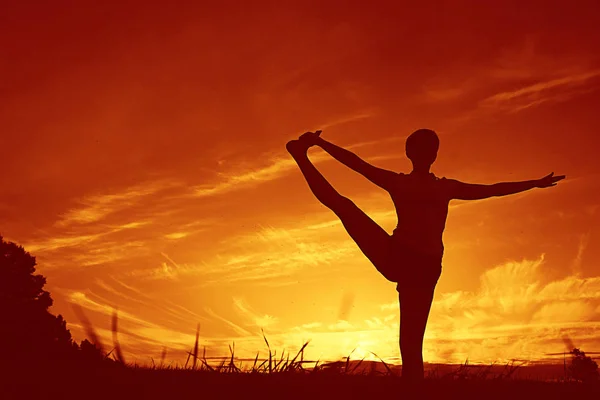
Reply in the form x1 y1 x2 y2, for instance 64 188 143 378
398 284 436 380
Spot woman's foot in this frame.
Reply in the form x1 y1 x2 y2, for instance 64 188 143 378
286 139 309 157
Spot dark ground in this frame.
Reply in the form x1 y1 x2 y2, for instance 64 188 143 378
3 363 599 400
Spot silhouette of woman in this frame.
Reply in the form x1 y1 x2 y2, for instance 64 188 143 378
286 129 565 380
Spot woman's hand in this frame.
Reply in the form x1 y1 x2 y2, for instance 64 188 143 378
536 172 566 188
299 130 323 147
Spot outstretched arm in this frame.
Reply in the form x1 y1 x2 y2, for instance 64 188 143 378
303 132 397 190
448 173 566 200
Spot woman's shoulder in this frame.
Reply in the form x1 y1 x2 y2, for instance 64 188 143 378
432 173 452 182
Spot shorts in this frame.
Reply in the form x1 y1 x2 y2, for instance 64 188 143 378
380 239 443 293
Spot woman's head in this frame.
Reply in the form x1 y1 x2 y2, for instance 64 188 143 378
405 129 439 167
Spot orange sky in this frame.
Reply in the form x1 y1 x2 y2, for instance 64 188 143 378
2 1 600 366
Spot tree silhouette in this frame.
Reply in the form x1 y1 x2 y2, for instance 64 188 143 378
0 234 94 364
570 348 599 382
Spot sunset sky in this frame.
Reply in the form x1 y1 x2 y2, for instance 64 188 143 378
2 1 600 366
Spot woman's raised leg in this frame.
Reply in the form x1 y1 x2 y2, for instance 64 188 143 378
287 140 394 280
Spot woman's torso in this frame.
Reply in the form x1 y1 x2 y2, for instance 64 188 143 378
388 172 451 259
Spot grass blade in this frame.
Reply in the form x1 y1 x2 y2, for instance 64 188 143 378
112 309 125 364
192 323 200 370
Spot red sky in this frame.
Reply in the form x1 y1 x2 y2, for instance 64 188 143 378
2 0 600 365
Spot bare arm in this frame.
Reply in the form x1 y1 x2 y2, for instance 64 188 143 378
307 134 397 190
448 173 566 200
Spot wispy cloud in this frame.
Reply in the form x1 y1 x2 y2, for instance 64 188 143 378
23 220 150 261
56 180 176 227
480 70 600 113
66 287 216 357
233 297 278 328
208 224 361 283
94 277 209 325
160 219 212 240
24 233 105 253
68 290 156 327
69 240 147 267
193 157 299 198
127 221 357 283
318 109 376 130
204 307 254 336
571 233 590 275
421 86 470 102
165 231 194 240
